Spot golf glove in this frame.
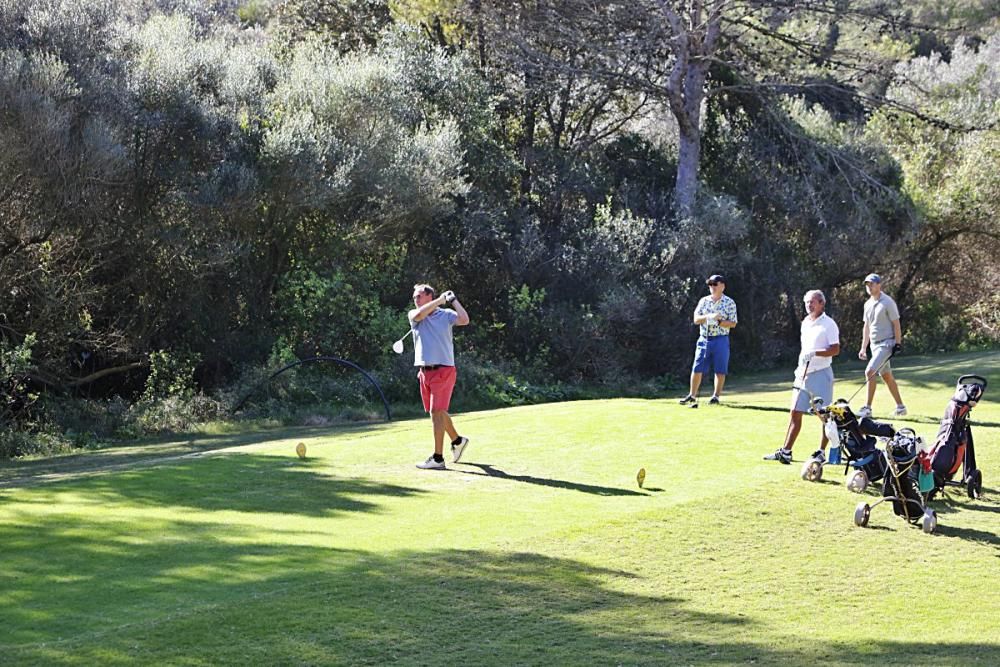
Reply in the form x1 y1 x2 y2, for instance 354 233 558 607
892 342 902 355
702 312 718 322
799 351 815 365
443 290 456 304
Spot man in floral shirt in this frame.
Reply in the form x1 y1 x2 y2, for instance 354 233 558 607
679 274 738 408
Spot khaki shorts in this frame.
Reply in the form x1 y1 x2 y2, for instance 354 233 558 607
867 340 895 376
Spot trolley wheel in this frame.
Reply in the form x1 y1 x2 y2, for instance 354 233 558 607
922 509 937 534
854 502 871 527
801 459 823 482
847 469 868 494
967 469 983 500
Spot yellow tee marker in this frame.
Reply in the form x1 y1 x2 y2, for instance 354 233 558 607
295 442 307 459
636 468 646 489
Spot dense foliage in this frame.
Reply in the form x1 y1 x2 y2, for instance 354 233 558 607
1 0 998 455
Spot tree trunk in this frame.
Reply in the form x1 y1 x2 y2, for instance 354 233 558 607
658 0 724 219
675 124 701 218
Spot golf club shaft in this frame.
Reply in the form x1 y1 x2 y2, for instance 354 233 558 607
795 358 811 398
846 348 896 405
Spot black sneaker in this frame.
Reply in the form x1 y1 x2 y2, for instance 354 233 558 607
709 396 721 405
763 448 792 464
678 394 696 405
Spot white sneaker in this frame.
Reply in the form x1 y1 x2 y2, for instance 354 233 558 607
451 436 470 463
416 456 446 470
893 405 907 417
857 406 872 419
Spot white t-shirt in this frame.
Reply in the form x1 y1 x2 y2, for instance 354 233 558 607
799 313 840 372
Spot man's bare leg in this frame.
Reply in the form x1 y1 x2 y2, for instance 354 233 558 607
431 411 447 456
865 372 877 408
783 411 804 451
442 412 459 441
689 371 703 398
882 371 905 406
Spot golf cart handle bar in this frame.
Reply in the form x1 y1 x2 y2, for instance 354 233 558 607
958 374 987 389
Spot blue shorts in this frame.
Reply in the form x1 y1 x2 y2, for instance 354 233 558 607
692 336 730 375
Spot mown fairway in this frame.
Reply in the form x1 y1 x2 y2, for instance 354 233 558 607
2 351 999 665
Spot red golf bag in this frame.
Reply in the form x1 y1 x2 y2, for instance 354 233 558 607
923 374 986 500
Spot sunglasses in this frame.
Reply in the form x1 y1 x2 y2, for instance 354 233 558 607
708 282 719 286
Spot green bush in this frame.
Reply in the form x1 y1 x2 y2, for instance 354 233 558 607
1 334 38 427
128 394 225 435
0 430 71 459
141 350 201 403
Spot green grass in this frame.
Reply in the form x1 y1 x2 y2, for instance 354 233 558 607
1 350 999 665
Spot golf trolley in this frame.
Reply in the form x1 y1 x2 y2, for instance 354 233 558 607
816 399 897 493
853 428 938 533
797 396 894 489
923 374 987 501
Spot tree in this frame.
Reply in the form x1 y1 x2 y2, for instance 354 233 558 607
869 33 1000 342
490 0 967 218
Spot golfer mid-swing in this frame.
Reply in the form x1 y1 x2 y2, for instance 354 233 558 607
764 289 840 464
409 283 470 470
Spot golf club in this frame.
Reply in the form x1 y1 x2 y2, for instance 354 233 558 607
845 345 899 405
791 357 812 401
391 329 414 354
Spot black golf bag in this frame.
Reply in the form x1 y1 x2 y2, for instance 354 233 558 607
883 429 926 522
923 375 987 499
825 400 896 482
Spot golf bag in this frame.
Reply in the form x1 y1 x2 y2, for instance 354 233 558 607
825 400 896 482
882 429 926 522
922 375 987 499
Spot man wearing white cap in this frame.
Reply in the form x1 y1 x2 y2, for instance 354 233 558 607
857 273 906 418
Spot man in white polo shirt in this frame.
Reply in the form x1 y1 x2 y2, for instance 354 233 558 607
764 289 841 464
857 273 906 418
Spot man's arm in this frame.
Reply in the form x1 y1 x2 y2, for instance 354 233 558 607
718 301 737 329
452 298 470 326
892 318 902 345
408 295 447 323
859 321 870 359
692 300 714 325
817 343 841 358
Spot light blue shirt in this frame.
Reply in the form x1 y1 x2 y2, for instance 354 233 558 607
863 293 900 344
410 309 459 366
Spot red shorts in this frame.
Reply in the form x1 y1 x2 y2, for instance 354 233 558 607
418 366 457 413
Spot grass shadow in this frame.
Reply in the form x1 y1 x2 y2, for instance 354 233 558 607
2 454 425 517
3 517 998 664
458 463 648 496
0 421 400 488
933 524 1000 550
722 403 790 415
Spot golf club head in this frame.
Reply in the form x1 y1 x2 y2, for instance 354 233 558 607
392 339 404 354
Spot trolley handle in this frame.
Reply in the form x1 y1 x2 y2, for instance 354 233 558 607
957 374 988 390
